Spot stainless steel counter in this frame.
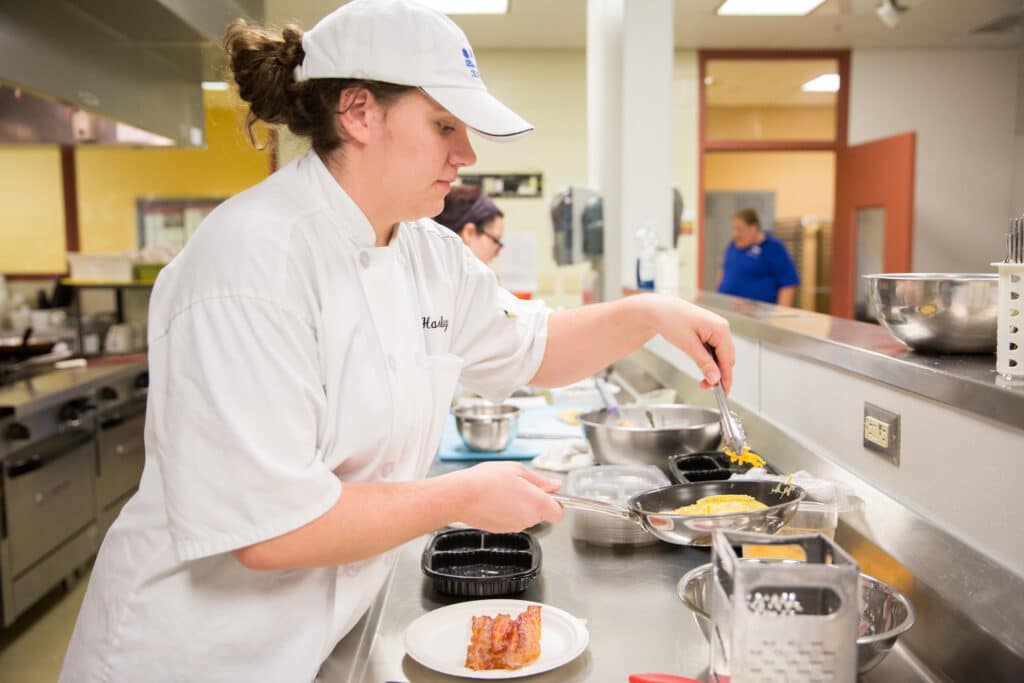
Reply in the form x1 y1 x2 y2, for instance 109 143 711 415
318 460 937 683
0 359 147 419
691 291 1024 433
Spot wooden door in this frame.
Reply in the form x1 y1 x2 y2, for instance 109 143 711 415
832 132 916 319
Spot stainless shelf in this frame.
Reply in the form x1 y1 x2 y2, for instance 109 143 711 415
691 291 1024 433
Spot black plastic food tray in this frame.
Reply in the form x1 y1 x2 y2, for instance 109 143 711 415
668 450 778 484
422 529 541 598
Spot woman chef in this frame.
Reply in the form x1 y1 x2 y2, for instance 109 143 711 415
60 1 734 681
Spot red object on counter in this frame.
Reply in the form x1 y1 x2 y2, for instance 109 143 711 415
628 675 704 683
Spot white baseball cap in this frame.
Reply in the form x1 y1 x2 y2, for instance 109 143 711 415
293 0 533 142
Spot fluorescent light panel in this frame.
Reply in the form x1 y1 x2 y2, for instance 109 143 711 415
416 0 509 14
717 0 826 16
801 73 840 92
201 81 229 91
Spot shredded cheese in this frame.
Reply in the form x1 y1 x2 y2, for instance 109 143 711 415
723 445 766 469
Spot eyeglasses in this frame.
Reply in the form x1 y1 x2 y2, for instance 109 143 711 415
482 231 504 250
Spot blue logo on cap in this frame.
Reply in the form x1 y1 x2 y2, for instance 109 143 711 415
461 47 479 78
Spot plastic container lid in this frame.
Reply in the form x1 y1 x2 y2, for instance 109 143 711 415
421 529 541 598
729 468 858 513
564 465 670 546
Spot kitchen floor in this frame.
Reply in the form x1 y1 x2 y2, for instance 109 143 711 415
0 569 89 683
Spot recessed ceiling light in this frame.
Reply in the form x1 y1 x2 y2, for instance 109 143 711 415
801 73 840 92
717 0 826 16
201 81 229 91
416 0 509 14
704 75 715 86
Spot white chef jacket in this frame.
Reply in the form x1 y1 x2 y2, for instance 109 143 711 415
60 151 549 683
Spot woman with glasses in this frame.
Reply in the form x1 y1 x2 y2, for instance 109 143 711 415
434 184 506 264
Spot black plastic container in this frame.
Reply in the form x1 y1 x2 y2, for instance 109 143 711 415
668 450 778 484
422 529 541 598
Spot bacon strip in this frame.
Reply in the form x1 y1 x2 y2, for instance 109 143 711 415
464 605 542 671
465 615 495 670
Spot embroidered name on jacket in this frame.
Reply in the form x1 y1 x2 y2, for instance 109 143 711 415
422 315 449 332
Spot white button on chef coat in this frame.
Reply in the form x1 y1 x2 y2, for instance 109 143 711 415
60 150 549 683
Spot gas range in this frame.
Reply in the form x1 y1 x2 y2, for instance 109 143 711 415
0 358 148 627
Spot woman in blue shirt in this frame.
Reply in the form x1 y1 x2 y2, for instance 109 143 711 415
717 208 800 306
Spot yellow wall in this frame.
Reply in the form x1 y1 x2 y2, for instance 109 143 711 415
75 91 271 253
1 92 270 275
705 151 835 218
707 106 836 141
0 146 66 273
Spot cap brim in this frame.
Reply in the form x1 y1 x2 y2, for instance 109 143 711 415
420 86 533 142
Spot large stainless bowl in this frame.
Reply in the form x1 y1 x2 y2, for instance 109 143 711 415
452 404 520 451
865 273 998 353
578 405 721 471
678 559 916 674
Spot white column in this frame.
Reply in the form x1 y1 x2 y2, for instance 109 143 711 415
587 0 624 302
587 0 674 300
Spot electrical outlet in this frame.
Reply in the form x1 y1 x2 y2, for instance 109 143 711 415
863 403 900 465
864 416 890 448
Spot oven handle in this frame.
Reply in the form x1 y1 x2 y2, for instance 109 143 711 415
99 397 146 430
4 429 94 478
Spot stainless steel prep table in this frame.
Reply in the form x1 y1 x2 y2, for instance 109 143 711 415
319 460 934 683
0 360 147 422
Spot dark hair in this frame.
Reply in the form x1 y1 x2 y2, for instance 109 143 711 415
433 185 504 235
734 208 761 228
223 19 414 158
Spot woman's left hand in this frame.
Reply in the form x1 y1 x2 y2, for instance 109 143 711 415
643 294 735 393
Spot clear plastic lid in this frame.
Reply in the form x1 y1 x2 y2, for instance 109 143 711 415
564 464 670 504
728 468 861 514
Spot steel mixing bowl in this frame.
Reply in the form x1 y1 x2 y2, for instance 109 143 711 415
452 404 520 451
865 273 998 354
677 559 916 674
578 405 722 471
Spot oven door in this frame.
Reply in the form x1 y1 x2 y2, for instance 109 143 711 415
3 429 97 576
96 398 146 515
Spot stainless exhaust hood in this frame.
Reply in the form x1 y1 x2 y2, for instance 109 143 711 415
0 0 263 147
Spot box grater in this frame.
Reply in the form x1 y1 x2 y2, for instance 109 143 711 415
709 530 860 683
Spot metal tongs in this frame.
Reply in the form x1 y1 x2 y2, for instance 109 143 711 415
704 343 747 455
594 376 620 417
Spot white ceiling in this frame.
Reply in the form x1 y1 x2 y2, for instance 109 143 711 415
264 0 1022 50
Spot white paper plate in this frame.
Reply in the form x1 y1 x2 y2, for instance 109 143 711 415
404 599 589 679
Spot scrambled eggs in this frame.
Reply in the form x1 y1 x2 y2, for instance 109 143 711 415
672 494 767 515
558 410 581 426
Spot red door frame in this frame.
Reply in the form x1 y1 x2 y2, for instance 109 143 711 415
697 49 851 289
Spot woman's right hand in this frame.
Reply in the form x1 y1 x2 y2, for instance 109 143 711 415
446 462 564 532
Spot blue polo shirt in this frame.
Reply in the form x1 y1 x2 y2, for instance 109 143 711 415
717 234 800 304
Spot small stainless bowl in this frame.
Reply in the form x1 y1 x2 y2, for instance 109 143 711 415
578 405 722 471
453 404 520 452
677 559 916 674
865 273 998 354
